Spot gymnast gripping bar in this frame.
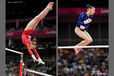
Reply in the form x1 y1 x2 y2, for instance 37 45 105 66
6 48 23 55
25 69 52 76
58 45 109 49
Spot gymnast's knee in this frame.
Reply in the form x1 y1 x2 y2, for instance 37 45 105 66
85 38 93 44
35 16 41 21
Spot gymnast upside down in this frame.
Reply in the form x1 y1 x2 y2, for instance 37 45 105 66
74 4 95 54
22 2 54 64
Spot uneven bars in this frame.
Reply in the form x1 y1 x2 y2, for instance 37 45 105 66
5 48 23 55
6 48 24 76
58 45 109 49
25 69 52 76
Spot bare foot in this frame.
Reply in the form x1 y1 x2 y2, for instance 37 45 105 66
74 48 80 55
46 2 54 10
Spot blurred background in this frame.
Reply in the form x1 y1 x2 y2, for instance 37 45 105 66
58 0 109 76
58 0 108 46
6 0 56 76
58 48 108 76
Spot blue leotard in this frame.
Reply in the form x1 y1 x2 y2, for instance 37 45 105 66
75 12 93 30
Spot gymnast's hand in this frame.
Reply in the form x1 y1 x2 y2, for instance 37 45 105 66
88 18 92 23
84 18 92 24
80 25 85 30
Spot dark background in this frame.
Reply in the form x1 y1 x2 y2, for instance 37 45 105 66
58 0 108 46
58 0 108 8
6 0 56 19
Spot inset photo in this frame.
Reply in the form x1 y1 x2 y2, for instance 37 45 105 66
6 0 56 76
58 0 109 76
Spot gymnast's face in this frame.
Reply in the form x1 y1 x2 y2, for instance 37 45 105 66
30 42 37 49
30 44 36 49
89 8 95 15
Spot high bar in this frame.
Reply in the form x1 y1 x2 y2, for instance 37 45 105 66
58 45 109 49
6 48 23 55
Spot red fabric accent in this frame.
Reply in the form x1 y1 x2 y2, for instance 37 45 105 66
33 48 40 59
22 29 34 46
23 29 34 35
22 33 30 46
31 40 36 42
19 62 23 76
26 44 33 56
22 29 34 56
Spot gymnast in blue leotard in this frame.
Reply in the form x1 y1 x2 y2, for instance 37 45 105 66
75 12 93 31
74 4 95 54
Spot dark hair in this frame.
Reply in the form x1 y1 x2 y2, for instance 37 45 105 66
30 37 37 46
31 37 36 41
86 4 95 9
86 4 90 9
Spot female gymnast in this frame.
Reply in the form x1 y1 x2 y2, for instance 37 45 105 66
74 4 95 54
22 2 54 64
